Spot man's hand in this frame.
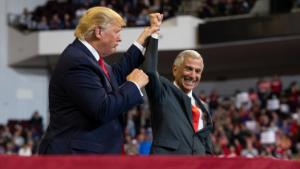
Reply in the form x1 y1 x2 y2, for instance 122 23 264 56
126 69 149 88
136 13 163 46
149 13 163 27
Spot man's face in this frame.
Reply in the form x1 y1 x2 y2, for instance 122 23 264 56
173 56 203 94
99 23 122 56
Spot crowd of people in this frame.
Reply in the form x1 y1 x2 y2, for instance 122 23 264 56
0 76 299 158
209 76 300 159
11 0 263 32
0 111 43 156
10 0 300 32
13 0 181 31
197 0 257 18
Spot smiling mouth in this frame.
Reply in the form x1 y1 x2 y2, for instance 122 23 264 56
183 79 194 85
184 81 194 86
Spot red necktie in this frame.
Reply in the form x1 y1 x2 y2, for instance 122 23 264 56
192 105 200 132
98 57 110 79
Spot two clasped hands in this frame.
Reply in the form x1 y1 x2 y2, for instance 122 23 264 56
126 13 163 89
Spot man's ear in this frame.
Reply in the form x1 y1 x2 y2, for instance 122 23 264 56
172 65 177 77
95 27 102 39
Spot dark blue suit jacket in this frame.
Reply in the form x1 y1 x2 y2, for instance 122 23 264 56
38 39 144 154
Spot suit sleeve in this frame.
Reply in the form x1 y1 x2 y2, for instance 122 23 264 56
111 45 145 85
63 63 144 124
142 37 164 102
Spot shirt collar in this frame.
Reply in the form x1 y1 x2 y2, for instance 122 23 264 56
173 81 195 105
79 39 100 61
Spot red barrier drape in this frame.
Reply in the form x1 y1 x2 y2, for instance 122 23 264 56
1 155 300 169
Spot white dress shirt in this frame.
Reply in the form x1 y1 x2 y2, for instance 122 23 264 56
174 82 204 131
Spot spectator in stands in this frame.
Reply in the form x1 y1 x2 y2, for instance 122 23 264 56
235 90 252 111
126 109 137 138
198 90 207 102
241 137 258 158
13 125 25 149
18 8 34 30
122 2 137 27
198 2 214 18
38 7 162 155
18 139 33 156
36 16 49 30
143 33 213 154
257 78 271 107
135 7 150 26
61 13 75 29
287 81 299 113
160 0 177 19
137 127 152 155
125 139 139 155
5 142 16 155
29 111 43 139
150 0 161 12
270 75 282 97
209 89 219 112
73 4 87 25
248 88 258 103
267 94 280 111
49 13 63 30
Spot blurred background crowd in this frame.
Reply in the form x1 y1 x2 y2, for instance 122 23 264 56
9 0 262 31
1 75 299 159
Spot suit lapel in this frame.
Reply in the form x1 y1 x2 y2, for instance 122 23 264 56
105 63 125 126
72 39 95 61
177 89 194 131
193 93 208 114
193 93 213 130
72 39 114 91
180 91 212 132
171 84 196 131
105 63 118 91
73 39 125 126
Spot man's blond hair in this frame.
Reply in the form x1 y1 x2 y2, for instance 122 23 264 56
74 6 126 40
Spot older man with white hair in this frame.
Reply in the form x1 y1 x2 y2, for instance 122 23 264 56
143 37 214 155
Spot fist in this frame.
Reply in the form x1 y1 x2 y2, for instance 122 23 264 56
149 13 163 27
127 69 149 88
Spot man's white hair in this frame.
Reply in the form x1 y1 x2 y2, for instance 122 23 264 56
173 50 203 68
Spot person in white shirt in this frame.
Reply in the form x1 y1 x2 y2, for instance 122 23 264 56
143 38 214 154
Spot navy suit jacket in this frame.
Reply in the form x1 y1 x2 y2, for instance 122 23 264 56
38 39 144 154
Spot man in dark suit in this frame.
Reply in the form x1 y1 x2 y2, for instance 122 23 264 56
38 7 162 154
143 35 214 155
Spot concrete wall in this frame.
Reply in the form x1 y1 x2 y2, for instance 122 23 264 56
6 0 47 14
0 0 48 126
